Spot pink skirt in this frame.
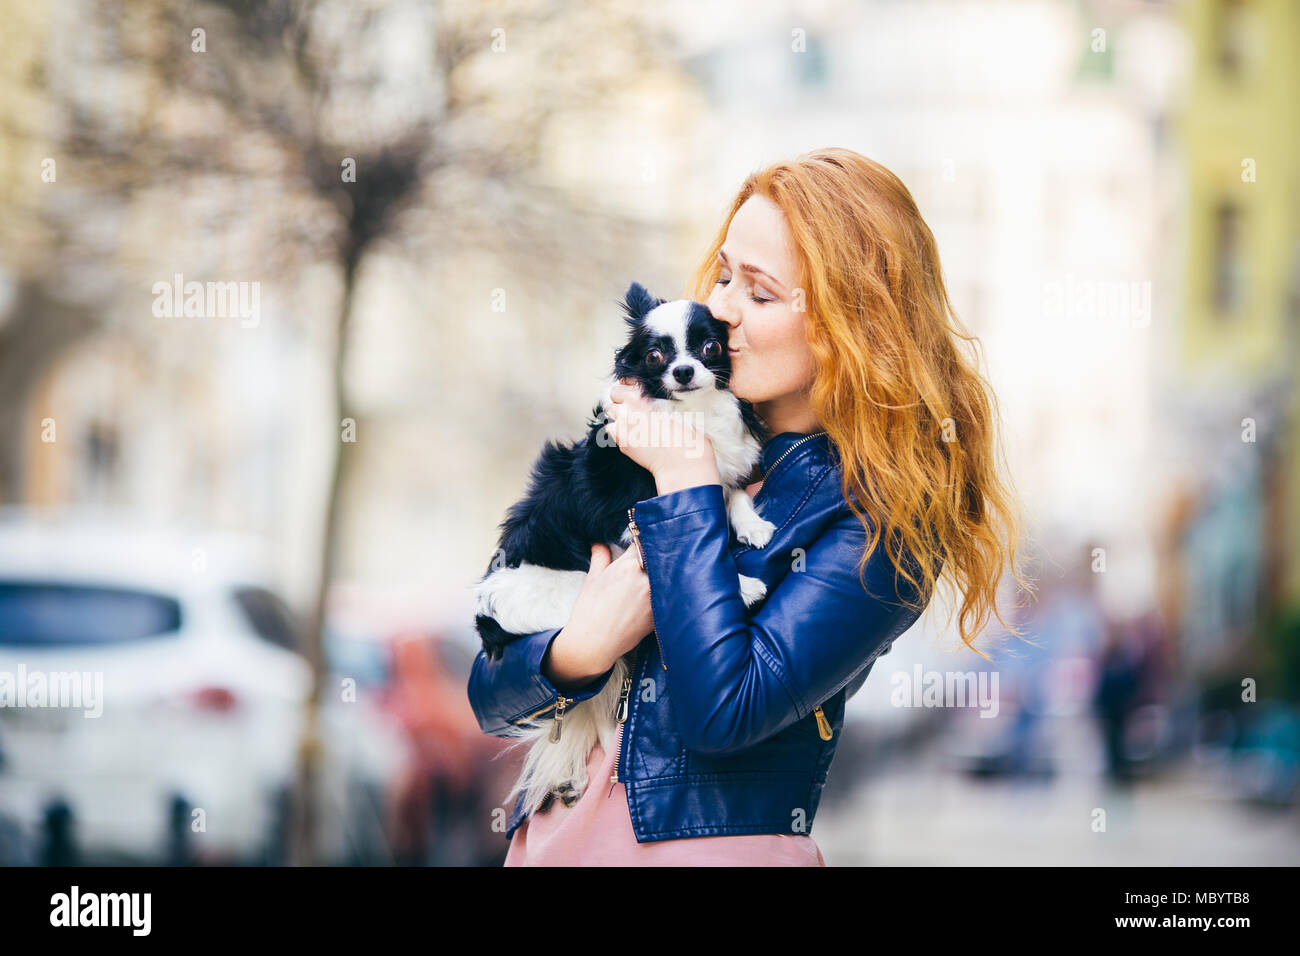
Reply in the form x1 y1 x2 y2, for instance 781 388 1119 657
504 737 826 867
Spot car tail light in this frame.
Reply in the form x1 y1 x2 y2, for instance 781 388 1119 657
188 686 239 713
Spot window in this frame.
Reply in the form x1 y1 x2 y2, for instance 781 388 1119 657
1212 200 1245 317
232 587 299 653
0 581 182 645
1216 0 1258 77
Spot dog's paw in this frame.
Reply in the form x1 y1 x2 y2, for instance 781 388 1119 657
734 515 776 549
738 574 768 607
554 781 583 807
473 577 494 617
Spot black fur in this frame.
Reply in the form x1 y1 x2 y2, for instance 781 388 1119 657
475 281 768 659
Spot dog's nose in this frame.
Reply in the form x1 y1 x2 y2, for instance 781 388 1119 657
672 365 694 385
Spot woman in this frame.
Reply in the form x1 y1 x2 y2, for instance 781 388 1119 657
467 147 1030 865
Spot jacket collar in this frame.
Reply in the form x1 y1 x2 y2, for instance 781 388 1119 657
760 431 831 475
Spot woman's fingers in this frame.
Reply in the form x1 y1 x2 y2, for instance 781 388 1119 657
604 381 649 445
588 542 612 573
607 379 640 406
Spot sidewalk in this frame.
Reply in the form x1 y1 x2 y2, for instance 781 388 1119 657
813 718 1300 866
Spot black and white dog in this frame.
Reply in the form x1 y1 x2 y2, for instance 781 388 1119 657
473 281 774 817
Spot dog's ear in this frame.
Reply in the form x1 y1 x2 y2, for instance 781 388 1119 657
620 281 665 328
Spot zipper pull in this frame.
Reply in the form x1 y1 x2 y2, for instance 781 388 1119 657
549 696 572 742
609 673 636 797
813 705 833 741
627 508 668 671
625 508 646 570
615 676 633 723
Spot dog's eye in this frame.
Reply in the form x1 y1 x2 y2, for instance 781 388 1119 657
702 340 722 359
645 348 664 368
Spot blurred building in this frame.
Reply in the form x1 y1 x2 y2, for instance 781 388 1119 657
0 2 327 611
4 0 1292 680
0 1 717 640
1161 0 1300 677
647 1 1187 705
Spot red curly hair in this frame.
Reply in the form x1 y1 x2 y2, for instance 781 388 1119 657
686 148 1035 658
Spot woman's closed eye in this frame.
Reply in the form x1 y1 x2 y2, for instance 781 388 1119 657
715 274 776 304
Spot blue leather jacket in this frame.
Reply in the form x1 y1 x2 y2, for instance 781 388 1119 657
467 431 936 843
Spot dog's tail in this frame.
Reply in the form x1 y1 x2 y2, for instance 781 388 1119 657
499 655 631 819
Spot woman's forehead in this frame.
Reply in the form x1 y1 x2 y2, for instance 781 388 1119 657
725 197 797 283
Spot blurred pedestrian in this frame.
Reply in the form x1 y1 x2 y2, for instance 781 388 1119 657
1093 622 1142 784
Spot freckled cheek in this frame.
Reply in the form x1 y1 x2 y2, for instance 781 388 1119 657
781 315 813 364
748 316 793 358
749 320 810 387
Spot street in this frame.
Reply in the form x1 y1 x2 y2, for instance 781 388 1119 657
814 717 1300 866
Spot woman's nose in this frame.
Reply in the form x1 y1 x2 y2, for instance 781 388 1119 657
709 286 740 327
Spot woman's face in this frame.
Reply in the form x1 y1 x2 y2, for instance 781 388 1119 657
707 194 819 433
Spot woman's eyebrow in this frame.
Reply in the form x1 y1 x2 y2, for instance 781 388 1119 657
717 248 785 290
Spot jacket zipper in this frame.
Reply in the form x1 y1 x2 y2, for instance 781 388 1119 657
767 432 834 742
625 435 825 668
608 434 835 800
761 431 828 486
519 694 575 736
737 431 829 555
626 507 667 670
548 694 572 742
606 669 635 797
812 705 833 740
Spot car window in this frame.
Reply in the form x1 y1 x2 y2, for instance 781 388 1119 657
0 581 182 645
232 587 299 652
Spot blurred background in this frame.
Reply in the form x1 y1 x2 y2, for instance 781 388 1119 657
0 0 1296 866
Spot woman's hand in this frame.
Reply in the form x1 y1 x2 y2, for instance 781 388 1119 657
604 377 723 494
542 542 656 687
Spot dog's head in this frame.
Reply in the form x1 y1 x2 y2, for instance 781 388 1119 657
612 282 732 401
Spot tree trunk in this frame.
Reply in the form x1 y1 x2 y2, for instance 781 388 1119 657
290 246 363 866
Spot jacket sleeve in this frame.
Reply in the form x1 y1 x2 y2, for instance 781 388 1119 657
630 482 925 755
466 626 617 738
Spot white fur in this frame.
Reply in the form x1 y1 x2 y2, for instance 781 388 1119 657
727 482 775 548
738 573 768 605
646 301 713 394
499 653 633 819
475 565 588 634
481 315 777 817
644 299 692 345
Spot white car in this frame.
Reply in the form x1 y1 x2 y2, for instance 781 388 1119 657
0 515 313 864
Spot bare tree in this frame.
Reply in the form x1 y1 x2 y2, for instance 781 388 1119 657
25 0 682 863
